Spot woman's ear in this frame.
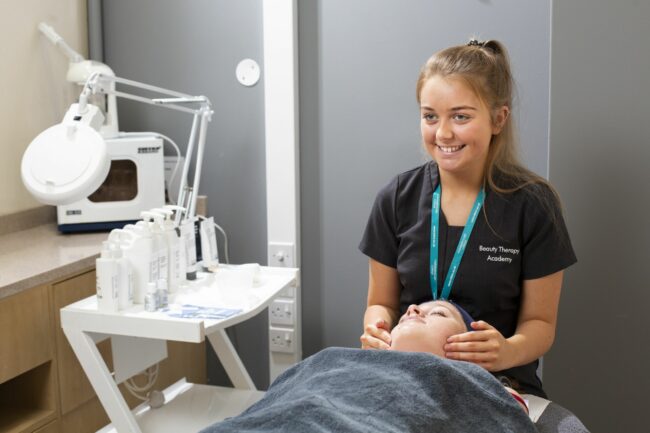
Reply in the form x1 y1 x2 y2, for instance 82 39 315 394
492 106 509 134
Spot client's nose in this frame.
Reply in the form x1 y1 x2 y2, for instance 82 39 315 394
405 304 422 316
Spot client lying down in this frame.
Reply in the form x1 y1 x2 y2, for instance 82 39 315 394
201 301 537 433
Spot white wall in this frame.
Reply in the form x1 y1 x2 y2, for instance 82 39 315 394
0 0 87 216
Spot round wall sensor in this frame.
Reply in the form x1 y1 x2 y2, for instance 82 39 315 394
236 58 261 87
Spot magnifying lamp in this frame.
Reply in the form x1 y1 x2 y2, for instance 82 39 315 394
21 102 109 206
22 70 212 216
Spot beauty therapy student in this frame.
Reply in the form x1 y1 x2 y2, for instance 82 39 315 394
359 39 577 398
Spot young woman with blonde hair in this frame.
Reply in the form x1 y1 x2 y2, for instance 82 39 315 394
359 39 576 398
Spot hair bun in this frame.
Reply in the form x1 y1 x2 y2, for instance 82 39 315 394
467 38 501 55
482 40 502 54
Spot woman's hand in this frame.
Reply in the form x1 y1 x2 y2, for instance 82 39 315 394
443 320 514 371
445 272 565 370
360 318 392 350
361 259 400 350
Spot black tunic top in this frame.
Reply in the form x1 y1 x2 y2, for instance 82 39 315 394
359 162 577 397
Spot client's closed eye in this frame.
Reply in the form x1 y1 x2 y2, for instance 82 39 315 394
428 309 447 317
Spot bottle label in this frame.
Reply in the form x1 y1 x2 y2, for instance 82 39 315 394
112 274 119 299
150 259 159 283
173 246 181 279
96 274 103 299
128 273 134 301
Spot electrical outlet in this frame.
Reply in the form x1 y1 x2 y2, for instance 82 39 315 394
269 327 295 353
270 299 294 326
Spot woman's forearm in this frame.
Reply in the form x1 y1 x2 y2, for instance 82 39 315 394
363 304 399 329
505 271 563 368
505 318 556 368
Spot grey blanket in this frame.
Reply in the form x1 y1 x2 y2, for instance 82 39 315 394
201 347 537 433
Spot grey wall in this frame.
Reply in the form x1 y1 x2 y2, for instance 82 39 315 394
300 0 552 354
545 1 650 431
102 0 271 387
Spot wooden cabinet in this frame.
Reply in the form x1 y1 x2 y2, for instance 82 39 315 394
60 397 112 433
0 269 206 433
0 285 57 433
52 270 113 415
0 285 52 383
32 420 59 433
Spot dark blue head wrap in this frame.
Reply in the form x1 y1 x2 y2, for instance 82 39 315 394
448 300 475 332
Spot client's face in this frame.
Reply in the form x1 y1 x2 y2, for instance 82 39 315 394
389 301 467 356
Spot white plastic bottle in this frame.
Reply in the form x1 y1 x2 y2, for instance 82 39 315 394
157 278 169 308
199 216 219 268
144 281 158 312
107 229 135 308
141 211 169 287
151 208 185 293
112 246 134 310
182 216 198 280
133 220 160 282
163 205 197 281
120 224 157 303
96 241 119 312
124 222 159 283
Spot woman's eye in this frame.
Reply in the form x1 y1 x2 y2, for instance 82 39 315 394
453 113 470 121
422 113 437 122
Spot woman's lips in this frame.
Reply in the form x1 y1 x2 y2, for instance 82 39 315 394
436 144 466 154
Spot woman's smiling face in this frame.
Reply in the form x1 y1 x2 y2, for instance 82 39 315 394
390 301 467 356
419 75 506 178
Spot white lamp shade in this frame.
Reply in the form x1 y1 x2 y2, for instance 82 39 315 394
21 123 110 205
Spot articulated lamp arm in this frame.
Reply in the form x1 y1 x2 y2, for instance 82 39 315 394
23 71 213 217
79 72 213 219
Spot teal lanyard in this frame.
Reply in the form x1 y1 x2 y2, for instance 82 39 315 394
430 184 485 300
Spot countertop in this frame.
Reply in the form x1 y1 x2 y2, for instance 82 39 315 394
0 223 106 300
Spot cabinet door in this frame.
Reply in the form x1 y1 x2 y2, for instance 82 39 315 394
60 397 109 433
52 270 113 415
0 285 52 383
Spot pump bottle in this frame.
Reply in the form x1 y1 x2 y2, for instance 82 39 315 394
96 241 119 312
151 208 185 292
111 246 134 310
164 205 198 280
141 211 170 288
198 216 219 268
113 225 157 303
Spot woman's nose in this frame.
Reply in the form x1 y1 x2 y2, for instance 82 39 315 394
406 304 422 316
436 120 453 142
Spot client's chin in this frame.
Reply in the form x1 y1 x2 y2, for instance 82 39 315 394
390 327 445 357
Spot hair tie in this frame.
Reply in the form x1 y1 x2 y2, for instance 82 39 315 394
467 39 499 54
